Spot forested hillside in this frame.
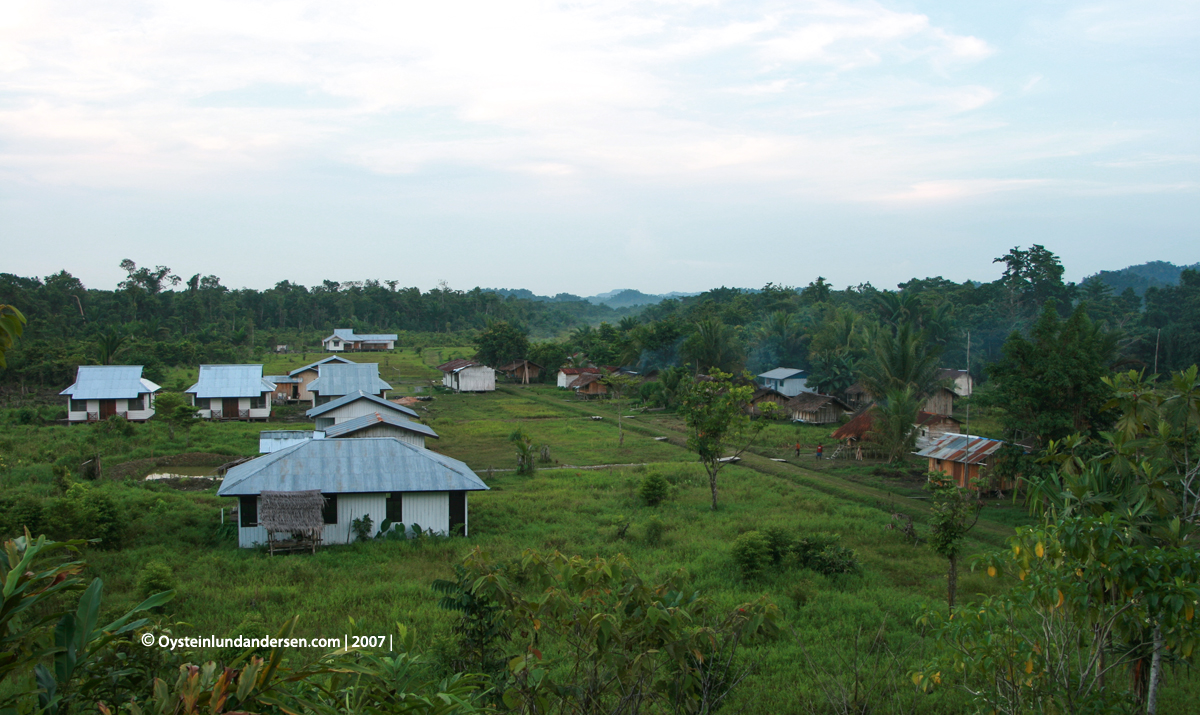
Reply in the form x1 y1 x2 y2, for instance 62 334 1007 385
2 247 1199 393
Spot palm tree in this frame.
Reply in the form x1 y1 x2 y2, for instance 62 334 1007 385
95 328 128 365
858 322 943 401
682 318 743 375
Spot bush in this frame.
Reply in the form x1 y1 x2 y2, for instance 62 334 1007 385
731 531 771 580
643 516 665 546
763 526 794 565
351 514 375 541
1 494 44 538
137 559 175 599
41 483 124 548
795 534 861 576
640 472 668 507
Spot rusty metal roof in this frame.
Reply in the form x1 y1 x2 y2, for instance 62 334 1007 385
914 433 1005 464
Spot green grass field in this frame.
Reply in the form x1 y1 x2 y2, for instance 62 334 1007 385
3 360 1197 712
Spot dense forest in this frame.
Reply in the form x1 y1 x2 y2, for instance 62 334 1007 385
2 247 1198 396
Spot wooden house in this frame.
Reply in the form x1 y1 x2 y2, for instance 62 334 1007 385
306 391 419 430
61 365 160 423
322 411 439 448
747 388 789 417
785 392 852 424
756 367 812 397
557 367 601 389
218 437 488 547
572 372 608 397
915 433 1013 490
288 356 354 402
437 359 496 392
309 363 392 406
922 387 957 417
187 365 275 421
263 375 300 403
915 412 962 448
496 359 543 384
844 382 871 409
322 329 397 352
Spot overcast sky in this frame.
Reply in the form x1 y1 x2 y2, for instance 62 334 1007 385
1 0 1197 295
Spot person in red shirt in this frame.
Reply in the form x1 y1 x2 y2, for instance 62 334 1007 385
816 443 824 460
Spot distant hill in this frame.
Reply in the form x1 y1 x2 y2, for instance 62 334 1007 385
1086 261 1200 297
483 288 699 308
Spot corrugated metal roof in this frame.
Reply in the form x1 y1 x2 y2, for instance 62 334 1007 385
186 365 274 398
288 356 354 377
308 363 392 395
437 358 477 373
60 365 160 399
758 367 806 380
328 329 398 342
914 433 1005 464
306 391 418 418
264 375 299 384
217 437 487 496
323 411 439 439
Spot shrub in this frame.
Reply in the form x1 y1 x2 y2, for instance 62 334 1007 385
640 472 668 507
137 559 175 599
643 516 665 546
731 531 771 580
763 526 794 565
41 483 123 548
795 534 861 576
2 494 44 538
351 514 375 541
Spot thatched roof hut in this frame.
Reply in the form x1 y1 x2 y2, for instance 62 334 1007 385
259 490 325 554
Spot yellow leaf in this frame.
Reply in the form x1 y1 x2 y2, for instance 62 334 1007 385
1056 590 1064 608
912 672 923 685
932 672 942 684
1025 660 1033 674
987 566 997 578
1186 605 1194 621
1019 570 1026 581
1035 542 1044 558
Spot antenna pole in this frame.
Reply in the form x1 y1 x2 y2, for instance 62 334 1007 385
1153 328 1161 375
964 331 971 439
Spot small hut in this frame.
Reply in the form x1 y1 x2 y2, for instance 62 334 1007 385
785 392 851 424
844 382 872 409
573 372 608 398
497 359 543 384
258 490 326 556
747 388 789 417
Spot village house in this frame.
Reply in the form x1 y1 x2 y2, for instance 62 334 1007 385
218 437 488 548
572 372 608 397
785 392 852 424
287 356 354 402
914 412 963 449
747 388 789 417
557 366 601 389
309 363 392 405
922 387 958 417
915 433 1013 490
496 359 543 384
937 368 974 397
437 359 496 392
756 367 813 397
322 411 439 448
306 391 418 430
187 364 275 421
263 374 300 403
321 329 398 352
61 365 160 423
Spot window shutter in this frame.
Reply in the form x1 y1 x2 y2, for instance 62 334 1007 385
322 494 338 524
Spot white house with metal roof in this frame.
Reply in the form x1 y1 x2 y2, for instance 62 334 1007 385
323 411 438 448
322 329 397 352
756 367 812 397
61 365 160 423
308 363 392 406
306 391 419 430
218 437 487 547
287 356 354 402
187 365 276 421
436 359 496 392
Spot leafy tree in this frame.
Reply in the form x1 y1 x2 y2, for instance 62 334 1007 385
993 244 1071 319
985 301 1119 446
925 476 982 609
0 304 26 368
679 370 767 510
151 392 195 442
473 321 529 367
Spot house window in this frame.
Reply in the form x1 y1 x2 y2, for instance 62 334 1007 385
322 494 338 524
239 496 258 527
250 395 266 409
70 399 87 412
386 493 403 523
315 417 334 430
315 395 331 406
194 397 209 410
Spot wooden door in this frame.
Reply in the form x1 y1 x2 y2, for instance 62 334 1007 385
222 398 239 418
99 400 116 419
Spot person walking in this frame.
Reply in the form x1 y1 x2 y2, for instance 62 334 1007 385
815 443 824 460
794 441 801 457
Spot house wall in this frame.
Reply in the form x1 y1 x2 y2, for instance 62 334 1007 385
318 399 412 426
778 377 810 397
192 395 272 421
403 492 451 535
455 366 495 392
923 389 955 417
324 338 345 352
295 370 319 402
442 372 455 389
792 404 841 424
235 490 461 547
66 394 156 423
340 423 425 448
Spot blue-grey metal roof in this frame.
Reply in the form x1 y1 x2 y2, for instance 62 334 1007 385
186 365 274 398
60 365 160 399
306 391 419 418
323 411 439 439
264 375 299 384
758 367 806 380
288 355 354 377
217 437 487 496
328 329 398 342
308 363 392 396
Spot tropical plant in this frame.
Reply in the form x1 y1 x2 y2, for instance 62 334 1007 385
681 318 744 374
925 476 982 609
0 304 26 369
868 387 922 463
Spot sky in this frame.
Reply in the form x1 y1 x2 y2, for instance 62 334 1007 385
1 0 1197 295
